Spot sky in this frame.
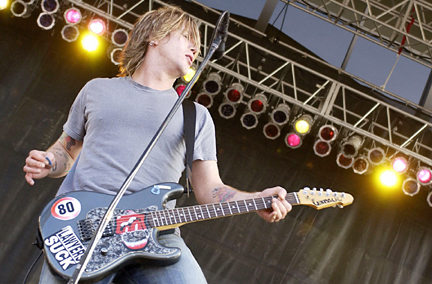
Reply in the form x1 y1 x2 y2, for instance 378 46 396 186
194 0 431 105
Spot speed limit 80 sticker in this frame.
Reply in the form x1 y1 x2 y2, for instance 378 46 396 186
51 197 81 220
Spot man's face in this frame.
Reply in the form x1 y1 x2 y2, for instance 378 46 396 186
156 29 198 78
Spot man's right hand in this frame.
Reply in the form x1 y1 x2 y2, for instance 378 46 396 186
23 150 55 185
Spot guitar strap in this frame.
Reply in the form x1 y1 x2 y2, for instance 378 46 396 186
182 99 196 196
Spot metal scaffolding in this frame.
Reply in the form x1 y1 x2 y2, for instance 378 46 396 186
65 0 432 167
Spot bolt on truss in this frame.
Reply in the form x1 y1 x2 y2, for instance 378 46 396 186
64 0 432 166
282 0 432 68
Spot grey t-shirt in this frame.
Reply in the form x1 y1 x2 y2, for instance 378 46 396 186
56 76 217 197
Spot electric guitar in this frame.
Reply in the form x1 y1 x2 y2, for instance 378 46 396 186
39 183 353 282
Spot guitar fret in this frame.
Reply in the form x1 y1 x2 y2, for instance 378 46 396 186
252 199 258 210
235 201 240 213
243 200 249 212
171 209 177 223
205 204 211 219
192 206 198 221
199 206 205 219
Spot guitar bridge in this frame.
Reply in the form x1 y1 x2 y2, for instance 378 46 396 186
77 219 115 241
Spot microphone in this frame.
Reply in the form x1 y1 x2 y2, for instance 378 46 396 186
211 10 230 60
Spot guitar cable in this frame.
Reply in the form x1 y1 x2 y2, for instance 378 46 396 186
22 250 43 284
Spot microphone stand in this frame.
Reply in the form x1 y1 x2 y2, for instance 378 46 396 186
67 10 230 284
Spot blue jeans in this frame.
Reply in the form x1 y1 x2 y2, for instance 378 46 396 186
39 233 207 284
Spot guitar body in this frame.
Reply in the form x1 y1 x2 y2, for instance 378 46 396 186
39 183 185 282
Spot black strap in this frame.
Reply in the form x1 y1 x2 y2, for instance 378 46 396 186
182 100 196 196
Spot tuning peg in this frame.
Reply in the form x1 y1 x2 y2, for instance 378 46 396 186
333 192 338 197
325 189 332 196
337 204 344 209
318 188 324 196
341 192 346 198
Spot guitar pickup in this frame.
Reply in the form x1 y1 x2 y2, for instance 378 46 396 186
77 219 114 241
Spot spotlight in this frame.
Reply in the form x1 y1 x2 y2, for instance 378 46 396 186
110 47 122 65
196 93 213 108
367 147 386 165
318 125 338 142
240 112 258 129
340 135 362 158
218 102 236 119
64 7 81 25
36 12 54 30
41 0 58 14
402 178 420 196
271 104 290 125
183 65 196 83
88 18 106 35
225 83 243 103
391 156 408 174
263 122 280 140
202 72 221 95
285 132 302 148
293 114 313 135
379 169 398 187
336 153 354 169
81 33 99 52
427 191 432 207
248 93 267 114
174 84 190 98
11 1 31 17
0 0 8 10
111 29 129 47
61 25 79 42
313 140 331 157
417 167 432 185
352 156 369 174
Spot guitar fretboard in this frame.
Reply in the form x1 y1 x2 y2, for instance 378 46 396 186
147 192 299 228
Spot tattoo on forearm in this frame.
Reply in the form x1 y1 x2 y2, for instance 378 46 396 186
65 136 76 151
212 187 237 202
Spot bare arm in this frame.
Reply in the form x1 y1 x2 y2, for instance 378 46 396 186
24 131 82 185
190 160 292 223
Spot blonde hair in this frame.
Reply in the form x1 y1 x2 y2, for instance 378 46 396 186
119 6 201 77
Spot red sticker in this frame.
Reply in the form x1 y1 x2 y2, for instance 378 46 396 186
51 197 81 220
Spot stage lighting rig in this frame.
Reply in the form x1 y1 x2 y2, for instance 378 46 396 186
391 156 409 174
313 124 339 157
271 104 290 126
111 29 129 47
367 147 386 165
37 12 55 29
263 122 280 140
240 112 258 129
110 47 122 65
352 156 369 174
41 0 58 14
64 7 81 25
88 18 106 35
202 72 222 95
416 167 432 185
402 177 420 196
218 101 236 119
225 83 244 104
336 153 354 169
196 92 214 108
11 0 32 17
285 132 302 148
61 25 79 42
293 114 313 135
340 135 362 158
247 93 267 115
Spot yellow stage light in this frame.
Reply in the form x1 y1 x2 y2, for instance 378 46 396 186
183 65 196 82
81 33 99 52
379 169 398 187
0 0 8 10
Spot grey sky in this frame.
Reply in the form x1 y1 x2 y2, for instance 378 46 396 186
195 0 430 105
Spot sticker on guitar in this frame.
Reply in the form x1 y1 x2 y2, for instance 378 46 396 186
51 197 81 220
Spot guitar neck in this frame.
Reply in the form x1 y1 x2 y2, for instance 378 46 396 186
147 193 299 230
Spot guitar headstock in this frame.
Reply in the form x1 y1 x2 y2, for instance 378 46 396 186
296 187 354 210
